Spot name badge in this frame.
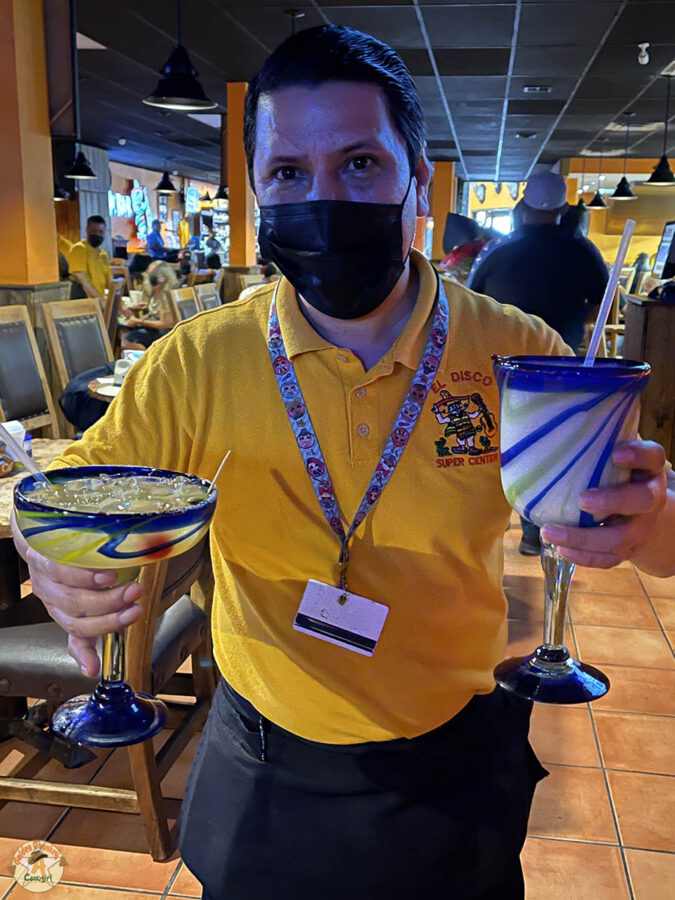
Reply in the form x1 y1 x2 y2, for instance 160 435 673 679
294 580 389 657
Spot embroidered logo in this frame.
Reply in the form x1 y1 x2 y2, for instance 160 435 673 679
431 388 498 466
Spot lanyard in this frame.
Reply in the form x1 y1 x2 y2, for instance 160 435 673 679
267 276 448 594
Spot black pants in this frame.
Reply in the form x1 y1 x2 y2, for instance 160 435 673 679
178 680 547 900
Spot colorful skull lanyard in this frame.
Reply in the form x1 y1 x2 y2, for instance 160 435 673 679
267 275 448 595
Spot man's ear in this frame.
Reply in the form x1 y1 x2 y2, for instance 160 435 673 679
415 150 433 217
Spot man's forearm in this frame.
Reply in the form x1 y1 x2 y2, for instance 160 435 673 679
73 272 102 300
631 478 675 577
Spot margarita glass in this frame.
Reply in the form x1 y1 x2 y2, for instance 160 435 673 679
14 465 217 747
493 356 650 703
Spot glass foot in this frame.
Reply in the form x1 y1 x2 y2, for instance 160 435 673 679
494 646 610 704
51 681 168 748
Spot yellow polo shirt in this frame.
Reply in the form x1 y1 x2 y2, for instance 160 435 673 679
52 251 567 744
68 241 111 296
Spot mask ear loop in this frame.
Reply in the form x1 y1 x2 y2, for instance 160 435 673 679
400 172 417 265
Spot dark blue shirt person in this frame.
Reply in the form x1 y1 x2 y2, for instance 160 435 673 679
146 219 166 259
467 173 608 353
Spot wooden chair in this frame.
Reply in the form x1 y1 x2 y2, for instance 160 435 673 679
186 271 215 288
195 282 221 310
169 288 202 321
104 277 126 344
110 264 131 295
215 268 225 303
0 537 218 860
634 270 650 295
604 284 626 358
0 306 60 437
41 298 114 397
618 265 635 291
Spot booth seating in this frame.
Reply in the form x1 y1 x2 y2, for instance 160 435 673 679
42 298 114 395
195 283 221 310
0 305 60 437
169 288 202 321
0 537 218 861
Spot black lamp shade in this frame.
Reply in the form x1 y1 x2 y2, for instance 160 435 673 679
200 191 212 203
645 154 675 186
156 171 177 193
588 190 607 209
53 183 71 201
215 184 228 201
143 44 216 111
65 150 97 180
611 176 636 200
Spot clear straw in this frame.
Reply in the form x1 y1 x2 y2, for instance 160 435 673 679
208 449 231 496
583 218 636 366
0 422 52 486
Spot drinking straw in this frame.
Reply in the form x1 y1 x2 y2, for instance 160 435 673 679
0 422 52 486
584 218 636 366
208 449 231 495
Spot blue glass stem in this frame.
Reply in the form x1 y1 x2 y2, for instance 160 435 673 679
537 540 575 669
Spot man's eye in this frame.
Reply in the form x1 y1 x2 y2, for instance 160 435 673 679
274 166 297 181
349 156 374 171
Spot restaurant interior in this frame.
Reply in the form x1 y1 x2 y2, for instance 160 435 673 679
0 0 674 897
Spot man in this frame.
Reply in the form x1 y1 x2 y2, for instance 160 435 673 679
146 219 166 259
68 215 111 302
12 26 674 900
466 172 608 355
204 229 221 252
237 263 280 301
467 173 609 555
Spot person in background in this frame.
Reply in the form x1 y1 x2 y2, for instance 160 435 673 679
177 249 194 285
237 263 281 301
146 219 166 259
120 260 177 350
629 252 651 294
467 172 608 554
57 233 72 259
558 200 589 239
57 252 87 300
127 253 153 290
68 215 111 302
205 229 221 252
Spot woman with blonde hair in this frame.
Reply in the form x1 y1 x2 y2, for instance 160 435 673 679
120 260 178 350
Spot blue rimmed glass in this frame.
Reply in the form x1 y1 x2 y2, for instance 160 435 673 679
493 357 650 703
14 465 218 747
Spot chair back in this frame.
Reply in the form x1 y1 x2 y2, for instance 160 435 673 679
104 277 125 341
634 271 650 295
42 298 114 392
110 265 130 295
187 271 215 288
169 287 202 321
0 306 59 436
618 266 635 290
195 282 221 310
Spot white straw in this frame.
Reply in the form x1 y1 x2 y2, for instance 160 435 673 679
584 218 636 366
208 450 231 495
0 422 52 486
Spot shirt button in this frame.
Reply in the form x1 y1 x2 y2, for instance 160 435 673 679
357 423 370 437
355 387 367 399
336 354 347 363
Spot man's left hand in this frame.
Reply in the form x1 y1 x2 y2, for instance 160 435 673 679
540 440 668 569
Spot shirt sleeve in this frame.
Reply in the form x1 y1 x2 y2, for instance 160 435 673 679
68 243 87 274
49 331 195 474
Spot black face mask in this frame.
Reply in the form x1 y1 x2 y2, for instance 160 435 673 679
88 234 104 248
149 274 160 287
258 178 414 319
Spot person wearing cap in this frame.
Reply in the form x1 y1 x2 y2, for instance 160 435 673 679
467 171 609 554
146 219 166 259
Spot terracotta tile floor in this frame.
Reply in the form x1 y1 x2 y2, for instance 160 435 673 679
0 521 673 899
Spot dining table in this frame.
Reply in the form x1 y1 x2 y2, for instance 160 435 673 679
88 375 121 404
0 438 72 608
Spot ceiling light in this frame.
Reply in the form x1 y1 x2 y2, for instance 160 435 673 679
76 33 106 51
155 170 177 193
645 76 675 185
588 191 607 208
523 85 552 94
515 131 536 139
53 183 70 201
143 0 216 111
65 149 97 179
215 184 228 201
611 112 636 200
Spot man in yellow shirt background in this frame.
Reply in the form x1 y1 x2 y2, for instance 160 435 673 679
68 214 111 301
12 25 674 900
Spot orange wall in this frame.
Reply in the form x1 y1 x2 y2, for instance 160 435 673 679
227 82 256 266
0 0 58 285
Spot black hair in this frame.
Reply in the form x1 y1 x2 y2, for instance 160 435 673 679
263 264 278 279
87 214 106 227
205 252 221 269
152 219 161 228
128 253 152 276
244 25 425 188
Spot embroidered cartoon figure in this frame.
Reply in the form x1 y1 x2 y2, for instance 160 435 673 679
272 355 290 376
400 402 418 422
430 327 445 349
269 334 283 350
281 381 298 399
391 426 409 448
285 398 306 420
306 457 325 479
422 354 439 376
297 428 315 450
318 481 334 508
431 390 497 456
366 484 381 504
329 516 345 537
409 383 427 405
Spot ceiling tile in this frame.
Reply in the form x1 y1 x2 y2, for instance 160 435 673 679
518 1 621 47
422 5 515 49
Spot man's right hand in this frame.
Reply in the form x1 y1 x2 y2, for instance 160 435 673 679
11 511 143 677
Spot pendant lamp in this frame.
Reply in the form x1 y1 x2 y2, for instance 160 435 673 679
611 112 637 199
143 0 216 111
155 161 177 193
646 75 675 186
588 144 607 208
53 183 71 201
215 184 228 201
200 191 212 203
65 149 97 180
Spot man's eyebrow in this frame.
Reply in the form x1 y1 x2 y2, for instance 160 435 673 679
265 141 385 167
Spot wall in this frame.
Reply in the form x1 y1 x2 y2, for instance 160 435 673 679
467 181 525 217
582 184 675 264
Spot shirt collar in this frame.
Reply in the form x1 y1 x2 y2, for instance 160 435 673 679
275 249 439 371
